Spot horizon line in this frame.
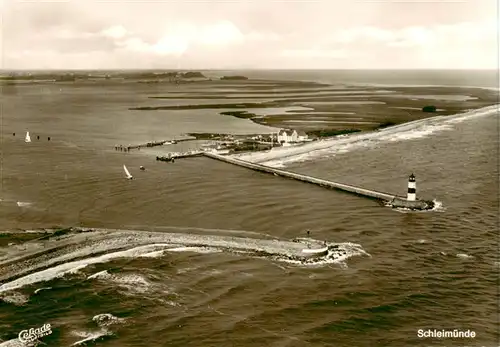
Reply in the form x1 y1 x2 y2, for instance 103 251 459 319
0 68 497 72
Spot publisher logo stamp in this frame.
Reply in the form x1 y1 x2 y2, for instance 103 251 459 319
18 323 52 344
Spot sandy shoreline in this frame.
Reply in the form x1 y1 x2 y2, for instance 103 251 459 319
232 104 499 165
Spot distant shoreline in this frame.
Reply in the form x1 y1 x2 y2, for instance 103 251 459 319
2 72 497 141
129 79 499 137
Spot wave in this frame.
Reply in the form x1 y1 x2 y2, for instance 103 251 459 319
166 246 222 254
0 292 29 306
0 339 26 346
456 253 474 259
390 199 446 214
70 313 124 345
71 329 112 346
0 243 172 294
0 199 34 209
0 228 369 294
270 242 370 267
87 270 151 294
233 104 499 168
33 287 52 294
92 313 126 327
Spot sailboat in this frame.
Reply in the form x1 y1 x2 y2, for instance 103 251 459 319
25 131 31 143
123 165 133 179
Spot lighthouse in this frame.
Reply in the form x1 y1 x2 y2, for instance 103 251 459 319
407 173 416 201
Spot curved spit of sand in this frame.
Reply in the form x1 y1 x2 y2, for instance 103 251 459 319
0 228 366 294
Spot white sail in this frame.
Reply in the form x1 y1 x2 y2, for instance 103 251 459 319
25 131 31 143
123 165 133 179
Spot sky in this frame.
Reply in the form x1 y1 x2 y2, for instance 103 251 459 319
0 0 498 70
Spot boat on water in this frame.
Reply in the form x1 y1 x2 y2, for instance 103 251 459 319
139 166 145 171
25 131 31 143
123 165 133 179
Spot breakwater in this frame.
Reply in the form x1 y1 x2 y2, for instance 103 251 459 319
0 228 333 287
114 138 195 152
203 152 434 210
156 151 204 162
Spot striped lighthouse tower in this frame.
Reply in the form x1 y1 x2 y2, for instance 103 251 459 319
407 173 416 201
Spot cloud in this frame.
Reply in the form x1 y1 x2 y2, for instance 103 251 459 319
331 20 496 48
1 0 496 69
321 20 497 68
282 49 348 59
101 25 128 39
198 21 244 45
333 26 396 44
106 21 247 57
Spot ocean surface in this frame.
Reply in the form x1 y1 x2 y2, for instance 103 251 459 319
0 70 498 347
210 69 500 89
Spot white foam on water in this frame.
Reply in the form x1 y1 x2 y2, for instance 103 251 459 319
0 339 25 347
0 244 173 294
377 123 454 142
87 270 109 280
443 105 499 124
159 300 180 306
33 287 52 294
259 138 379 168
176 266 200 274
16 202 31 207
71 329 112 346
203 269 223 276
112 274 150 293
0 292 29 305
92 313 125 327
0 233 367 294
67 264 88 275
87 270 151 293
166 246 222 254
271 242 370 268
233 104 499 167
431 200 446 212
391 199 445 214
138 250 165 258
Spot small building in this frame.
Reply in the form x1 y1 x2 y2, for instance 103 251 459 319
277 129 308 143
277 129 298 143
297 131 308 142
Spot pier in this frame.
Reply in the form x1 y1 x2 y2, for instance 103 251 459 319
202 152 434 210
114 138 194 151
157 150 204 161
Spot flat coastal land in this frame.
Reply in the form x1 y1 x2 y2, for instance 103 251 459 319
3 71 498 140
128 75 498 137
